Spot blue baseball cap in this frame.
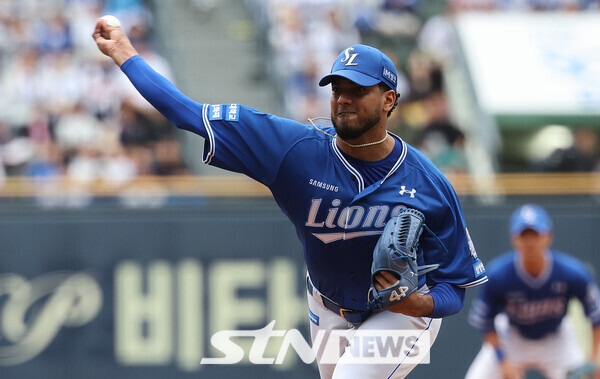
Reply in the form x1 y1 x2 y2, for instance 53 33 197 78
509 204 553 236
319 44 398 91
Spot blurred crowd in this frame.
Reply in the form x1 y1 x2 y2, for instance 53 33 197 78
0 0 598 200
0 0 187 193
246 0 600 174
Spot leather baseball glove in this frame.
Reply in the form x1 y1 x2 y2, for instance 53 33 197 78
368 208 441 310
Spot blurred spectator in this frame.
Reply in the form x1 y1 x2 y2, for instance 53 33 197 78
405 50 442 102
416 79 469 174
266 3 358 121
250 0 470 173
231 0 600 178
394 53 444 146
0 126 36 176
0 0 188 206
418 119 468 174
101 145 138 186
355 0 422 41
447 0 598 11
2 0 597 201
25 141 64 178
417 4 459 68
54 103 102 151
35 13 73 53
152 138 188 176
536 128 600 172
103 0 152 33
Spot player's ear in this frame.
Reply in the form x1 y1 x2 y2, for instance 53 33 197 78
382 90 396 112
509 234 518 248
545 233 554 247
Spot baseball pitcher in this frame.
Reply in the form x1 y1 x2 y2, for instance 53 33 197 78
93 17 487 378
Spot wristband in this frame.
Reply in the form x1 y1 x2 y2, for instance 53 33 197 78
494 347 505 362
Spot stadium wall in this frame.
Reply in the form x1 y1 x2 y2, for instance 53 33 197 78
0 193 599 378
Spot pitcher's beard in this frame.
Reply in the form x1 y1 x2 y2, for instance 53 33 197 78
332 112 381 141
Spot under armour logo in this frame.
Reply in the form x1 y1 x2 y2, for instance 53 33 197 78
399 186 416 198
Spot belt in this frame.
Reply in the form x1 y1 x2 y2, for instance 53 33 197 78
307 276 372 324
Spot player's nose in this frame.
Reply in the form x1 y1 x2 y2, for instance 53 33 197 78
336 91 353 104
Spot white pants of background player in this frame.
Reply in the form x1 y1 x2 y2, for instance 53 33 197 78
307 287 442 379
465 314 585 379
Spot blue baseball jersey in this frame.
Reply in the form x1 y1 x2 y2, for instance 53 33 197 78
121 56 487 311
469 250 600 339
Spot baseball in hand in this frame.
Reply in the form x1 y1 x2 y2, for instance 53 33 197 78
100 15 121 27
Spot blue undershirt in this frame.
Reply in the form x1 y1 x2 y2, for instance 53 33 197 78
428 282 465 318
339 137 402 187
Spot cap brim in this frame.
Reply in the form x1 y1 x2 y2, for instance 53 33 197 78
319 70 381 87
510 223 550 236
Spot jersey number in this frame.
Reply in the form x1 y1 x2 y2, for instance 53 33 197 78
389 286 409 302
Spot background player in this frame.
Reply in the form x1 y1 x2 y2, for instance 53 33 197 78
93 18 487 378
466 203 600 379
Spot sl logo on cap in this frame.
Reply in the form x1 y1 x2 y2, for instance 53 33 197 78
341 47 359 66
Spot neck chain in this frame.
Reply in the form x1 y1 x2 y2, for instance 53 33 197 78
308 117 389 148
338 133 388 148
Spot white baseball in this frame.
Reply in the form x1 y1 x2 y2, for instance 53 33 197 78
101 15 121 27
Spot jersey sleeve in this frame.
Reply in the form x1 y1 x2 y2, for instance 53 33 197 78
468 297 495 334
584 282 600 325
120 56 207 135
120 55 314 185
568 257 600 325
429 282 465 318
197 105 314 185
467 258 506 333
417 166 487 289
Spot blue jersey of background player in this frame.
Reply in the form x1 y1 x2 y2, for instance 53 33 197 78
467 204 600 379
94 18 487 378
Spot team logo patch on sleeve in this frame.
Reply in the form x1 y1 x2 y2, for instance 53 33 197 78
473 259 486 277
209 105 223 120
226 104 239 121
